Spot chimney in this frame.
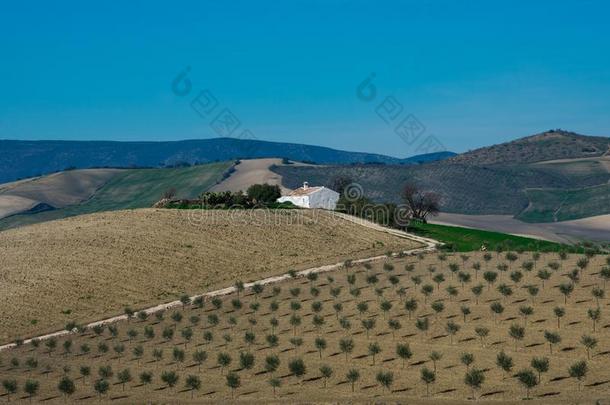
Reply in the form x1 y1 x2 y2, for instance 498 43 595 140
303 181 309 190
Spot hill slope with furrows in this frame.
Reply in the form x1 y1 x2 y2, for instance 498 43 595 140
0 162 232 230
448 129 610 165
0 208 421 341
273 160 610 216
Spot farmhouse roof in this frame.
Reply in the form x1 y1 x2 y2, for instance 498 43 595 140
287 186 323 196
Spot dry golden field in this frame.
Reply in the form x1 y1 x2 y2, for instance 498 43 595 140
0 251 609 403
0 208 420 342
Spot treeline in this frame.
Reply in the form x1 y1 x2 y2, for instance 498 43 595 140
164 184 295 210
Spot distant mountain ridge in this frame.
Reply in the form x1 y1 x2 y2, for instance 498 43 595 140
0 138 455 184
448 129 610 165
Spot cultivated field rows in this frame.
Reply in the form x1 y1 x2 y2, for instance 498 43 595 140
1 252 609 403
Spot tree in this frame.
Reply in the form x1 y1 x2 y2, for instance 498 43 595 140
461 305 471 323
185 375 201 399
431 301 445 321
247 183 281 205
559 282 574 304
265 355 280 374
580 335 598 359
471 284 484 304
117 369 131 391
568 360 588 390
93 379 109 399
24 379 39 401
396 343 413 369
217 352 232 375
508 324 525 350
57 376 76 398
402 183 440 222
496 351 513 379
346 369 360 393
404 298 418 318
269 377 281 397
79 366 91 385
420 367 436 397
320 365 333 388
464 368 485 400
460 352 475 370
288 358 307 384
315 337 327 358
2 379 17 401
226 372 241 399
544 330 561 354
416 317 430 338
161 371 179 392
554 307 566 329
530 357 549 383
239 351 255 370
376 371 394 392
191 350 207 372
361 318 376 339
172 347 185 369
421 284 434 303
133 345 144 365
429 351 442 373
475 326 489 346
537 269 551 289
446 321 461 344
98 365 113 380
139 371 153 392
516 369 538 400
588 307 601 332
483 271 498 290
368 342 382 365
490 302 504 323
339 338 355 362
181 327 193 348
592 287 605 306
519 306 534 327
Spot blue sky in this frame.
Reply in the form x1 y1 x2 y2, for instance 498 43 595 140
1 0 609 157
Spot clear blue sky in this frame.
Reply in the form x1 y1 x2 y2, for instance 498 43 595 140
1 0 609 157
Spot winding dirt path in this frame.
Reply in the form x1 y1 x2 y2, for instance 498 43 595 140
0 214 438 351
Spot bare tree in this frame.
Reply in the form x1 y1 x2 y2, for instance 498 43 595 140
402 183 440 222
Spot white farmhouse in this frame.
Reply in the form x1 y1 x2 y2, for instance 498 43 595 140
277 182 340 210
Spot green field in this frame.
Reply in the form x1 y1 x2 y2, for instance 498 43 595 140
518 183 610 223
407 221 570 252
0 162 233 230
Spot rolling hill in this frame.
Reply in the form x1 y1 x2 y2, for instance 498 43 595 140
448 129 609 165
0 208 421 341
273 130 610 225
0 138 455 184
0 162 232 230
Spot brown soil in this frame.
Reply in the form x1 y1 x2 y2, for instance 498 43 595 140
0 252 608 403
0 208 419 342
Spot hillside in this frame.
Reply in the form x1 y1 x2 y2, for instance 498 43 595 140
448 129 609 165
0 209 421 341
0 169 122 219
0 138 455 184
0 162 232 230
273 160 610 216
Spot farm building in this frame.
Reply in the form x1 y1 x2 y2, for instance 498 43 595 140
277 182 340 209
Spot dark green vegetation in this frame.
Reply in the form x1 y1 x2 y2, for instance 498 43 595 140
274 131 610 222
0 162 232 230
407 222 574 252
0 138 454 184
